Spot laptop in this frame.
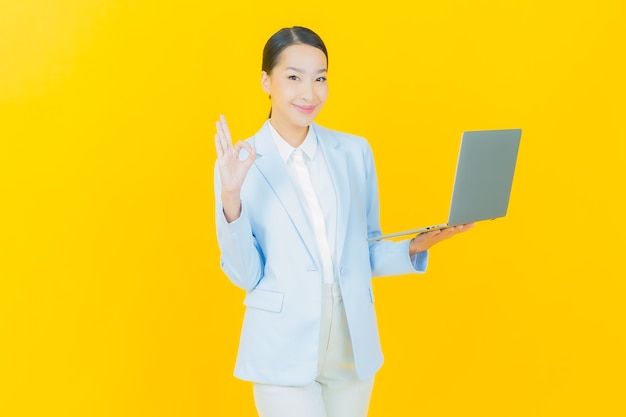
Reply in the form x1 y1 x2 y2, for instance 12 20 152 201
368 128 522 241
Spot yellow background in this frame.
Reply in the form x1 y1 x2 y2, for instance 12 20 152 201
1 1 625 416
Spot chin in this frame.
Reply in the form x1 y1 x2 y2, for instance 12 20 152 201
290 116 316 127
298 111 322 125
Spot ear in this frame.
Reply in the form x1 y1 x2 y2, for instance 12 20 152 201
261 71 271 94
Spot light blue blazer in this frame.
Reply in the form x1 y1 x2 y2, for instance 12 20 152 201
214 121 427 386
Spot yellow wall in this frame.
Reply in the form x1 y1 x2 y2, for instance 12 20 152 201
1 1 624 416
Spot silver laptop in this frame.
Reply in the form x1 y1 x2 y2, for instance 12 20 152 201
368 129 522 241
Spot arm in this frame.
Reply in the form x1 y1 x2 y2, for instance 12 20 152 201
214 115 263 291
363 142 427 276
365 141 474 276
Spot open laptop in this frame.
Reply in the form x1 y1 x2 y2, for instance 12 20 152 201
368 128 522 241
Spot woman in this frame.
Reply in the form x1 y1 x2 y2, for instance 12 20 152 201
214 26 473 417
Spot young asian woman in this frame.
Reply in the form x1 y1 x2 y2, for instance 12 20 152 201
213 26 474 417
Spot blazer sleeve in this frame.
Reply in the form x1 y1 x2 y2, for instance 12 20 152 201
214 163 264 291
362 141 429 277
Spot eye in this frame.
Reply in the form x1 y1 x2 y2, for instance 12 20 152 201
316 76 327 82
288 75 299 81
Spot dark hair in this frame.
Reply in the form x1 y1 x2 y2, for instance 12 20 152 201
262 26 328 74
262 26 328 118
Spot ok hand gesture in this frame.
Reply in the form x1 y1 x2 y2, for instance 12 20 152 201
214 115 257 221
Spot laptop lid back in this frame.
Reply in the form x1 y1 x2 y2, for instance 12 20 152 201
447 129 522 226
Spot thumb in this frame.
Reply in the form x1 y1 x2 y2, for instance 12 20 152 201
244 148 257 165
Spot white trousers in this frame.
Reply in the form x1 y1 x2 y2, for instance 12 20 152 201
253 283 375 417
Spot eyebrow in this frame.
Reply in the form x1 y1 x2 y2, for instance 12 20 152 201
286 66 327 74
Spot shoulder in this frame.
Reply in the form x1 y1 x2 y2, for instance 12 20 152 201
312 123 372 152
244 125 265 146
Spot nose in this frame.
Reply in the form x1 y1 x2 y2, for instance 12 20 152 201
301 80 314 101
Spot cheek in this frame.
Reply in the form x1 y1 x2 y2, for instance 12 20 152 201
316 85 329 102
275 82 297 99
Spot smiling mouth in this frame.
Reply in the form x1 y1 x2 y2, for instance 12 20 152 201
293 104 316 114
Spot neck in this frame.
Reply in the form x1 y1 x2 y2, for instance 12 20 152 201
269 118 309 147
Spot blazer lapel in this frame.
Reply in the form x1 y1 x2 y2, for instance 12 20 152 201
312 124 351 264
252 122 318 261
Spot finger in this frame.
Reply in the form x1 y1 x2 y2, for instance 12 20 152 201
452 224 473 235
216 119 227 141
216 119 232 155
219 114 233 142
232 141 245 153
444 224 472 236
232 141 258 163
238 140 255 154
216 117 232 152
437 227 458 238
214 133 225 157
243 146 257 168
423 229 442 238
415 229 440 241
453 223 472 232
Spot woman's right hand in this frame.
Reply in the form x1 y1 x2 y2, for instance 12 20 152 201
214 114 257 221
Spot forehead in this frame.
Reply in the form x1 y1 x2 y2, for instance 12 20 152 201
275 44 327 70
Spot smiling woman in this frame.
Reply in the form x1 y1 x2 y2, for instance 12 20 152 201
212 26 473 417
260 42 328 146
261 26 329 123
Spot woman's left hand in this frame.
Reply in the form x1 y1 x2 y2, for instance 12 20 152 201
408 223 475 255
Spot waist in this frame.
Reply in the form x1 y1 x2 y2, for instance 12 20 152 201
322 282 342 298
